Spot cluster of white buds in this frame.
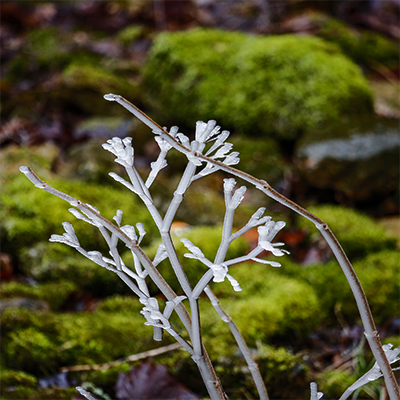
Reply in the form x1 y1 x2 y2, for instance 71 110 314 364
140 296 187 331
339 343 400 399
102 137 134 168
49 222 80 248
181 238 241 291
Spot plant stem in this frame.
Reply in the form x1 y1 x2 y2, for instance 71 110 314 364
205 286 269 400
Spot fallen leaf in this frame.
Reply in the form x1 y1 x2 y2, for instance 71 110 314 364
115 362 199 400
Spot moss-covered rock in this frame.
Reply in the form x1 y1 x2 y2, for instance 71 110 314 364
0 369 37 390
230 135 284 185
95 294 143 314
298 205 398 260
1 164 157 261
316 16 399 69
0 143 60 179
144 28 373 140
255 344 309 398
61 62 138 114
18 243 132 297
201 264 321 345
0 280 77 311
1 305 160 376
287 249 399 325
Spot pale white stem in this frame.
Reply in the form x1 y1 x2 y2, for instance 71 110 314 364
205 286 269 400
76 387 98 400
146 148 169 188
124 166 163 229
214 205 235 264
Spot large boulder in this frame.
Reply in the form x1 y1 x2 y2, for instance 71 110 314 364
143 28 373 139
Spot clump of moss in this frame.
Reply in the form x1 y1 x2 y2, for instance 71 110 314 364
18 243 131 297
199 341 309 399
62 62 138 106
1 169 157 266
202 264 321 345
298 205 397 259
0 280 77 311
289 249 399 326
116 25 144 46
0 369 37 391
0 144 60 180
230 136 284 185
317 17 399 69
144 28 373 140
1 305 160 376
255 344 309 398
318 369 357 398
95 294 143 314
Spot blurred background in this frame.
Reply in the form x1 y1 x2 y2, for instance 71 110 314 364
1 1 399 399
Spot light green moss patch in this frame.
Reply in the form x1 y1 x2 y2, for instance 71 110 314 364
144 29 373 139
298 204 397 259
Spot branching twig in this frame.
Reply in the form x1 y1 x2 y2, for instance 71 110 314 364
103 94 400 400
62 343 183 372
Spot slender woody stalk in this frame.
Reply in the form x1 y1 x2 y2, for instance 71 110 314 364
103 95 399 400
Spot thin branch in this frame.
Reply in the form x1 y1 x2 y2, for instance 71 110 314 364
61 343 183 372
205 286 269 400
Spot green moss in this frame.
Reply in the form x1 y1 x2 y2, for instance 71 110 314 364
18 243 132 297
0 370 37 390
317 17 399 69
144 28 373 139
4 328 61 374
1 169 156 265
350 250 399 323
298 205 397 259
96 294 143 314
290 249 399 325
0 280 77 311
230 136 284 185
318 369 357 398
26 28 69 67
1 306 160 376
255 344 309 398
0 387 78 400
62 62 137 95
202 265 321 345
116 25 144 45
4 28 69 83
196 341 309 399
0 144 60 179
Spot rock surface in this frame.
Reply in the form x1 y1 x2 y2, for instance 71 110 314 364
296 117 400 201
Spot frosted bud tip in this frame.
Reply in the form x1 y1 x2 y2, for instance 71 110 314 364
104 93 117 101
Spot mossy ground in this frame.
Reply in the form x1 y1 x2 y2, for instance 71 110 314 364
2 147 398 398
2 11 398 398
